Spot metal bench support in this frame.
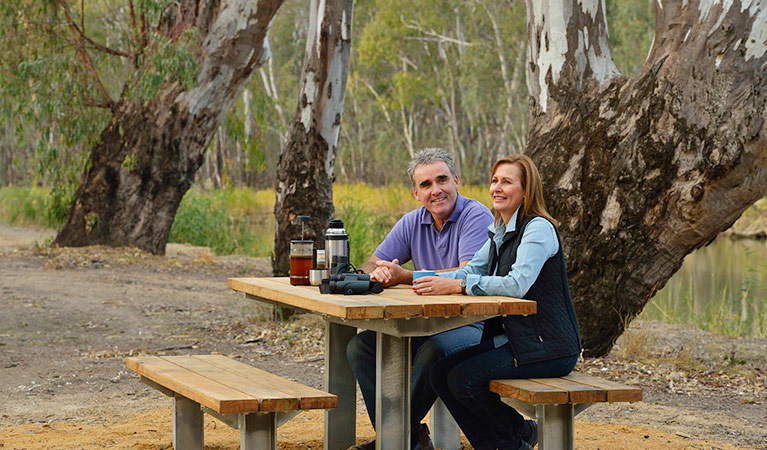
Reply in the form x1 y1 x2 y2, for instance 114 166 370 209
537 403 574 450
173 394 203 450
500 397 592 450
240 412 277 450
430 398 461 450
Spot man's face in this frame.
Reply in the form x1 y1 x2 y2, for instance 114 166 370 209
412 161 460 223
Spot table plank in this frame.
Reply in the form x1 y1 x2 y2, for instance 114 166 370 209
380 289 462 316
228 277 384 319
382 288 509 317
229 277 537 319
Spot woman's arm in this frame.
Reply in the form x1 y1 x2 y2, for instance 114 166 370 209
414 218 558 297
470 217 558 297
412 238 491 295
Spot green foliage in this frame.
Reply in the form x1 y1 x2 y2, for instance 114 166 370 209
2 0 663 197
606 0 655 76
0 2 111 215
0 186 60 227
335 202 400 269
1 0 205 218
130 30 201 100
168 187 274 257
723 351 748 367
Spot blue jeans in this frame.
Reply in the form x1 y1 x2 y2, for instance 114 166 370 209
345 323 483 430
430 339 578 450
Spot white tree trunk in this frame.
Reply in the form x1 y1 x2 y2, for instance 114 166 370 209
55 0 284 253
273 0 354 275
524 0 767 356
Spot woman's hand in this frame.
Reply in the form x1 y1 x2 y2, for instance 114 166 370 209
412 276 463 295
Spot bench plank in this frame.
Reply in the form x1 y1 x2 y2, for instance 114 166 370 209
194 355 337 410
166 356 300 412
489 378 569 404
127 356 260 414
563 372 642 402
527 376 606 403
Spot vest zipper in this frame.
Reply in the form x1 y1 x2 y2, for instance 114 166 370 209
513 358 518 367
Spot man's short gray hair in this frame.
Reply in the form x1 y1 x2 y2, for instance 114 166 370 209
406 148 457 186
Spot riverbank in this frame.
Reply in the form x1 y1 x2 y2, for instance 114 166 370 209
728 198 767 239
1 225 765 449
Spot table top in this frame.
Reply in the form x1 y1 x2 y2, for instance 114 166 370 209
227 277 536 320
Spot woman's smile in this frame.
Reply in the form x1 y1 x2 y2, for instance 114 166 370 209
489 163 525 223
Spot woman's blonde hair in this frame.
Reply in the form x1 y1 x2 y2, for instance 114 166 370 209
490 154 558 227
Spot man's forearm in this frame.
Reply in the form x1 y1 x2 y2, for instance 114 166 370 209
359 260 377 273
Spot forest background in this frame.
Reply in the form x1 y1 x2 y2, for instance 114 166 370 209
1 0 766 333
0 0 660 245
0 0 659 192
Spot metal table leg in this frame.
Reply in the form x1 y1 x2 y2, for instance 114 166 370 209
173 394 203 450
430 398 461 450
325 320 358 449
375 332 411 450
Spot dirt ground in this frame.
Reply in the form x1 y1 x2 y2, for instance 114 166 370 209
1 224 765 449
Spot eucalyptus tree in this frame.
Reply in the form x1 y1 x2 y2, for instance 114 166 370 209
529 0 767 356
272 0 354 275
0 2 111 213
341 0 529 184
22 0 285 253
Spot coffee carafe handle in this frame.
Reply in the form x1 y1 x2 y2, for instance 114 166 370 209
295 215 310 240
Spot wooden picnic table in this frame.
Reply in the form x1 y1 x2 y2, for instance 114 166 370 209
228 276 537 450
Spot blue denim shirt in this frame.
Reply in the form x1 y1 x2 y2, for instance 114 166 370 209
439 207 559 295
439 208 559 347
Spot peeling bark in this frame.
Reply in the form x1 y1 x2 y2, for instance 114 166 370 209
525 0 767 356
54 0 284 254
273 0 354 275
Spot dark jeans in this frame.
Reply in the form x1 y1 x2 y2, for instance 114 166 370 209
345 323 483 430
430 339 578 450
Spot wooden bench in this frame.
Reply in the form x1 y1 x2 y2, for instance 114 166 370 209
488 372 642 450
126 355 337 450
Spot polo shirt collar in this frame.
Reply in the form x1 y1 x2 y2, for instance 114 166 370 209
420 193 467 226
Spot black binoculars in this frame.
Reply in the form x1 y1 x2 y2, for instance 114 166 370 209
319 273 384 295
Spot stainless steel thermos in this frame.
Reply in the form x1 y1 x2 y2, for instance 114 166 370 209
325 219 349 272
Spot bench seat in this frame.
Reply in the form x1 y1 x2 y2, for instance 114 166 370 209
488 372 642 450
126 355 337 450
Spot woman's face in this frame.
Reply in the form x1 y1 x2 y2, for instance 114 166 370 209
489 163 525 218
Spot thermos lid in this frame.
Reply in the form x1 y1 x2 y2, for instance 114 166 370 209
328 219 344 229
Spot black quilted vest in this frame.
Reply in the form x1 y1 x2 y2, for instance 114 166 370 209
481 215 582 366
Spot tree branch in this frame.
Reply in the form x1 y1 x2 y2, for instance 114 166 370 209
58 0 133 58
57 0 115 108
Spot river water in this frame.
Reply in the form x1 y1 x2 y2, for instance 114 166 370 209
641 236 767 338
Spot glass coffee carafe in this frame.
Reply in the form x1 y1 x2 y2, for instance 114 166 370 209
289 216 313 286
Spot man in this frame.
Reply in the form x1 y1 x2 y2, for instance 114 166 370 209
347 148 493 450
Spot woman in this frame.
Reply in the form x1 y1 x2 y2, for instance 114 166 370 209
413 155 581 450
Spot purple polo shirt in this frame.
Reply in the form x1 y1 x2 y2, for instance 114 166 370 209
373 194 493 270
